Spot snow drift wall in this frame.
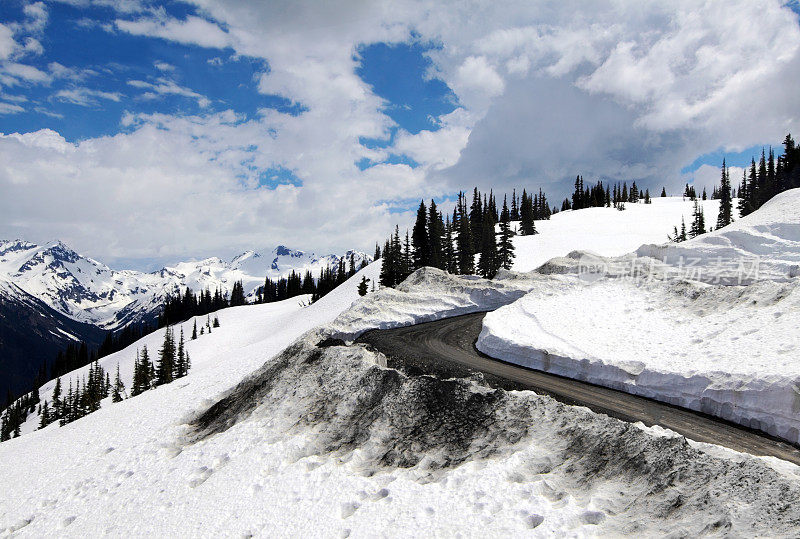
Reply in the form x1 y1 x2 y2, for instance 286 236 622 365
477 277 800 445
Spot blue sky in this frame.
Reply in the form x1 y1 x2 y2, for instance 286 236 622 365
1 1 799 268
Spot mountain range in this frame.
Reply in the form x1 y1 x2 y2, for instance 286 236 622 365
0 239 370 396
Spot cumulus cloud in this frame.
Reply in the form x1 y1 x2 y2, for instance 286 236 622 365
3 0 800 265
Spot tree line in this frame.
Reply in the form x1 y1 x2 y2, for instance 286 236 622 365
562 176 652 211
671 132 799 242
377 187 552 284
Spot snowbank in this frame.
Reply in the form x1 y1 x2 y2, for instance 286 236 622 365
328 267 550 341
479 189 800 444
637 189 800 281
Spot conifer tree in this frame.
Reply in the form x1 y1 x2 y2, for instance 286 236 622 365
411 200 429 269
402 230 412 279
112 364 125 402
39 401 50 429
455 192 475 275
192 320 197 340
358 276 369 296
716 158 733 229
427 200 446 269
175 327 187 379
689 200 705 238
477 218 500 278
497 196 515 270
519 190 536 235
379 239 393 287
131 349 144 396
213 316 220 328
157 327 176 386
661 187 667 197
510 188 520 221
469 188 483 252
52 377 62 420
443 215 456 274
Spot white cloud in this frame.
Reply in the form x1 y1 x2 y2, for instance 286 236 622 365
4 0 800 263
128 77 210 107
153 61 175 72
54 87 122 106
115 14 232 49
0 102 24 114
454 55 505 102
0 62 51 85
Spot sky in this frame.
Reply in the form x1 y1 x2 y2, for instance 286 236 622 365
1 0 799 270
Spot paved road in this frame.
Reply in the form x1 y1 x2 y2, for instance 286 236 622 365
356 311 800 466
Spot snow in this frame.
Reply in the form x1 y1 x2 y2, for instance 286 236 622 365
5 193 800 535
512 197 725 272
329 267 544 341
478 188 800 444
3 255 800 535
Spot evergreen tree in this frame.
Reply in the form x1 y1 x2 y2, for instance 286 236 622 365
427 200 446 269
39 401 50 429
477 218 500 279
175 327 187 379
519 190 536 235
379 239 393 287
213 316 220 328
411 200 429 269
497 196 515 270
455 192 475 275
358 276 369 296
402 230 412 280
469 188 483 252
444 215 457 274
661 187 667 197
689 200 706 238
510 188 520 221
131 349 145 396
112 364 125 402
374 243 381 261
192 320 198 340
156 327 176 386
716 158 733 229
52 377 62 420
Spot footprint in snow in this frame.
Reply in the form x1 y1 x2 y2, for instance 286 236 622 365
370 488 390 501
189 466 213 488
340 502 360 519
524 514 544 529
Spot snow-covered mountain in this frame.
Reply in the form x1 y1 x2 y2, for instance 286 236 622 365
0 240 370 330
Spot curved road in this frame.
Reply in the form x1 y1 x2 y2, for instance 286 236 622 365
355 311 800 465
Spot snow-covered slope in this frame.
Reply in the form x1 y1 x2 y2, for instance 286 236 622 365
637 189 800 281
0 240 369 329
4 262 800 536
512 197 726 272
479 188 800 444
